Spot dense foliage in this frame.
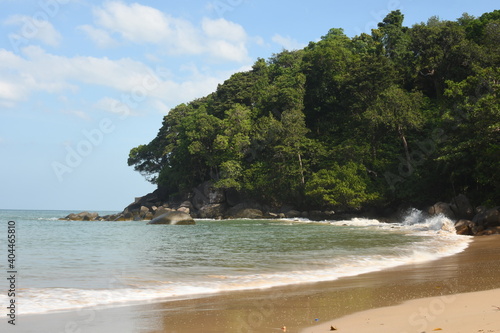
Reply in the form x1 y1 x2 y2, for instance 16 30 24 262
129 10 500 211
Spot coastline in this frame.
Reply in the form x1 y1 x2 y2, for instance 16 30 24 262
4 235 500 333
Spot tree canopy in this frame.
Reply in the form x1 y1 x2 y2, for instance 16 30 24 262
129 10 500 210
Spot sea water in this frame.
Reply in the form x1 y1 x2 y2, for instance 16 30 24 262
0 209 471 315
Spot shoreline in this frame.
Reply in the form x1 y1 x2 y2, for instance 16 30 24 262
4 235 500 333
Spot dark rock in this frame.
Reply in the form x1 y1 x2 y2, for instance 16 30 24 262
284 210 302 218
473 207 500 229
450 194 474 220
454 219 475 236
427 202 456 220
228 208 264 219
148 211 195 225
202 181 225 204
475 226 500 236
308 210 335 221
192 188 208 210
225 187 242 207
198 203 227 219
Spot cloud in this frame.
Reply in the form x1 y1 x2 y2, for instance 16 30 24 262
272 34 306 50
4 15 62 47
78 25 118 48
86 1 250 62
0 46 237 115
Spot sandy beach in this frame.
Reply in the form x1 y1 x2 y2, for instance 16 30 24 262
6 235 500 333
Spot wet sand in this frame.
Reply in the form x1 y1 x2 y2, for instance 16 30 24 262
5 235 500 333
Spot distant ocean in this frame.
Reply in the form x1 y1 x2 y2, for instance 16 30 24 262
0 209 471 315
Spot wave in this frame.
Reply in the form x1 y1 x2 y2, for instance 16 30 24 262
3 210 471 315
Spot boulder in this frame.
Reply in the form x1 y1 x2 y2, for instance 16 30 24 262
192 188 209 210
229 208 264 219
454 219 475 236
308 210 336 221
148 211 195 225
65 211 99 221
225 187 242 207
177 206 190 214
284 210 302 218
153 206 173 219
427 202 456 220
450 194 474 220
198 203 227 219
472 207 500 229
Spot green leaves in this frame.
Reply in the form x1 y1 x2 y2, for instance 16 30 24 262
128 9 500 209
306 162 379 210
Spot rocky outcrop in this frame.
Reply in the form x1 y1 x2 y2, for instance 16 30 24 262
425 195 500 236
428 202 456 220
450 194 474 220
147 211 195 225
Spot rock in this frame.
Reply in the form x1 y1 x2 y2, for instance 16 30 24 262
192 188 208 210
284 210 302 218
143 212 154 220
202 181 225 204
65 211 99 221
198 203 227 219
476 226 500 236
177 206 190 214
148 211 195 225
472 207 500 229
180 200 194 210
225 187 242 207
229 208 264 219
308 210 336 221
428 202 456 220
140 206 150 217
450 194 474 220
454 219 475 236
153 206 173 218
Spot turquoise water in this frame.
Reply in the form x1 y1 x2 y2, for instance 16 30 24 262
0 209 471 314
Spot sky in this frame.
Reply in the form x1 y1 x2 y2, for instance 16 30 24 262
1 0 498 211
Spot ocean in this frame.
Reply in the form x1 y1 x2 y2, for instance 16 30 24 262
0 209 471 316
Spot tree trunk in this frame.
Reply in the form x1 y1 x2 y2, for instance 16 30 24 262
398 125 411 167
298 152 305 185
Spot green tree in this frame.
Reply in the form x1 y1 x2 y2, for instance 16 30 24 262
306 162 379 210
364 85 425 167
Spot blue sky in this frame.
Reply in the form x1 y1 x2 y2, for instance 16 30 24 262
1 0 498 211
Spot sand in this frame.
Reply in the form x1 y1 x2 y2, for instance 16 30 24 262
303 288 500 333
4 235 500 333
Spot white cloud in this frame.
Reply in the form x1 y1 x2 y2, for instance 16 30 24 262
93 1 170 44
86 1 249 62
272 34 306 50
4 15 62 46
0 46 237 115
78 25 118 48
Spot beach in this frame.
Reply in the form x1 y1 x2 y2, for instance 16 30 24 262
6 234 499 333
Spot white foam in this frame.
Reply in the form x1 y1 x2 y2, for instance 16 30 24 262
8 210 471 315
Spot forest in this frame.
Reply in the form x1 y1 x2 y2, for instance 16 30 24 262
128 10 499 212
